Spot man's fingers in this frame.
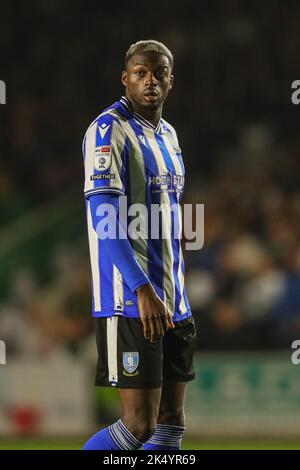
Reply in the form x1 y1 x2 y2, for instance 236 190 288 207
145 326 150 340
148 316 157 342
141 307 174 342
167 311 175 329
148 315 165 342
149 313 174 341
141 316 150 340
160 314 168 334
153 315 164 341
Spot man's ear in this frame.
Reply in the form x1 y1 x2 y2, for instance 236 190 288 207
121 70 127 87
169 74 174 90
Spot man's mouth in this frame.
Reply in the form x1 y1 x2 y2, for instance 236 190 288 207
144 89 158 97
143 90 159 102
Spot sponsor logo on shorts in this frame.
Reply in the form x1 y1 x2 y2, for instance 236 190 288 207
123 352 139 376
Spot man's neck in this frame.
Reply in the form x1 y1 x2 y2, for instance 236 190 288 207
125 96 162 127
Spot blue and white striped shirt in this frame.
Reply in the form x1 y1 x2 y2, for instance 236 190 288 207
82 97 191 321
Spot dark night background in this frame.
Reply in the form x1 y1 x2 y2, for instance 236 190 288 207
0 0 300 360
1 0 300 447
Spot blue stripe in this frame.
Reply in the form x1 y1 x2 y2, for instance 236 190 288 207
114 99 134 121
92 115 127 192
128 120 165 302
85 199 96 313
95 118 113 146
120 136 130 194
155 133 183 315
98 240 115 314
84 98 191 320
162 121 185 202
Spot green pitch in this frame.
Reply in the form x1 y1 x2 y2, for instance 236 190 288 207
0 439 300 450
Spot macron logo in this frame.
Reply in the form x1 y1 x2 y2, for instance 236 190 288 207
99 123 110 139
138 135 146 146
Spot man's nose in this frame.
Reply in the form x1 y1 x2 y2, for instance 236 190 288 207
145 72 157 86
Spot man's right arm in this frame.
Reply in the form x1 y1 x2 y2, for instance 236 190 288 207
89 193 174 341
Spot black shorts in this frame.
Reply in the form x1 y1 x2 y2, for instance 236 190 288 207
95 315 197 389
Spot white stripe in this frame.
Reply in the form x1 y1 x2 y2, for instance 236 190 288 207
160 133 183 176
113 265 124 312
107 317 119 383
178 218 189 313
109 120 126 193
87 200 101 311
160 196 175 314
83 108 119 142
82 135 86 159
117 119 149 276
162 121 180 146
84 112 127 197
161 133 188 314
143 128 176 315
84 122 97 194
82 107 121 166
84 187 125 197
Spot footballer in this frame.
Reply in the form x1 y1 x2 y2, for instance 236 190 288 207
82 40 196 450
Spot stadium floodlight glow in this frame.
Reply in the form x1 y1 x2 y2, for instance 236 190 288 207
0 340 6 365
0 80 6 104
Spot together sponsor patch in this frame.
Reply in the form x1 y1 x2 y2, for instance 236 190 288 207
90 173 115 180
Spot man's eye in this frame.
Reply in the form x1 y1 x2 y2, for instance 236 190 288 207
136 71 145 77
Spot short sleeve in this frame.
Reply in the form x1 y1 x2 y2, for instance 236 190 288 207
83 114 128 198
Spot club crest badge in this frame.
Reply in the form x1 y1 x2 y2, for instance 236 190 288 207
94 146 112 171
123 352 139 374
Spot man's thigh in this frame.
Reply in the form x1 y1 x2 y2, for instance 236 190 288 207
162 315 197 382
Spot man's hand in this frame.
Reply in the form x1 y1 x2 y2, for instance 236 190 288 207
136 283 175 342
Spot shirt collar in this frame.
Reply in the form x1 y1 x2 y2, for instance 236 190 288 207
120 96 162 134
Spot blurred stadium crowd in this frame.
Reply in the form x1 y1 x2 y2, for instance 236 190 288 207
0 0 299 361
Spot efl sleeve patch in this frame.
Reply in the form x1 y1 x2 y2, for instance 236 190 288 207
94 146 112 171
83 118 128 198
